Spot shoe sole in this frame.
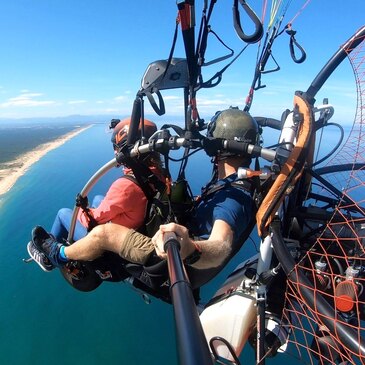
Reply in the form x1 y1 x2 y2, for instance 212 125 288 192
27 241 53 272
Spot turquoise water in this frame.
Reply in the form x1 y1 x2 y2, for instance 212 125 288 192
0 122 353 364
0 124 260 365
0 125 175 364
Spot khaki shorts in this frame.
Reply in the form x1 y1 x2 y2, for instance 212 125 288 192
119 229 155 265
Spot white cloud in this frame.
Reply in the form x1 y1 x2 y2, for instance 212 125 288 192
104 108 119 113
114 95 126 102
164 95 180 100
16 92 43 98
198 98 227 106
0 92 56 108
68 100 87 105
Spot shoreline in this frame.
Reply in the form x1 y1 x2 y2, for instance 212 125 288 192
0 125 93 197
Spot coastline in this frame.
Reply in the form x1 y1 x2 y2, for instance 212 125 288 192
0 125 93 197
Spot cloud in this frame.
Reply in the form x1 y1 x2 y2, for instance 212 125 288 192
104 108 119 113
114 95 126 102
68 100 87 105
198 98 228 106
0 92 56 108
164 95 180 100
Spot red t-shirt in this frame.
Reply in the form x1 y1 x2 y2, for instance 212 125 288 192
77 176 147 229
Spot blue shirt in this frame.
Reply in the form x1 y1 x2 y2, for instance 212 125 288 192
185 173 255 288
189 173 253 250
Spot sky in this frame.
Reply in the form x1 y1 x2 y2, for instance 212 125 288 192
0 0 364 124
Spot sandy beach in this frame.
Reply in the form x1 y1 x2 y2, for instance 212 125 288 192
0 125 92 197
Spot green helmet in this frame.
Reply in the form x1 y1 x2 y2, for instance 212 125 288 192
208 107 259 145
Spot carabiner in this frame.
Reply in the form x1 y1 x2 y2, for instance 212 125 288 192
233 0 263 44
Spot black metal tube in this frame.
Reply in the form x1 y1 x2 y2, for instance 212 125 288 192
257 296 266 365
126 96 142 145
311 170 365 217
164 234 214 365
184 87 190 131
305 25 365 102
314 163 365 175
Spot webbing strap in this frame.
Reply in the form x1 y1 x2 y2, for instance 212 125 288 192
118 150 166 200
144 89 165 116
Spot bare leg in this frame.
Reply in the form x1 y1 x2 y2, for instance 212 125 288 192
64 223 130 261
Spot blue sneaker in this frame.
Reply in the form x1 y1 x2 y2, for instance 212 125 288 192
27 241 54 272
31 226 65 268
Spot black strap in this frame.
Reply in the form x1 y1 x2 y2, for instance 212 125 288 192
127 128 172 197
161 17 180 81
233 0 263 44
160 124 185 137
117 147 166 200
200 176 254 203
144 89 166 116
177 0 198 88
120 174 139 185
287 29 306 64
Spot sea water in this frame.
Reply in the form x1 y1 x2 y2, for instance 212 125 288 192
0 124 177 365
0 122 354 364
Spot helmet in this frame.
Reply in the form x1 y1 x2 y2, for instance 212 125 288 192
207 108 259 145
111 118 157 149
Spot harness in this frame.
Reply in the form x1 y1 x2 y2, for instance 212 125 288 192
148 174 258 295
199 177 254 202
74 162 259 303
121 174 193 237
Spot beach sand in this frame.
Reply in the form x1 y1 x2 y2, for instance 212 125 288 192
0 125 92 197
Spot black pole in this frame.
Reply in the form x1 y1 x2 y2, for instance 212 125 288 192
256 294 266 365
163 232 214 365
305 25 365 103
126 95 142 145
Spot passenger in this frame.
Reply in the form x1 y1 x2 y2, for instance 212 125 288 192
27 118 164 271
28 108 258 290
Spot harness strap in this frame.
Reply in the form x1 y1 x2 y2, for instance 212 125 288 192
118 150 166 200
203 176 253 197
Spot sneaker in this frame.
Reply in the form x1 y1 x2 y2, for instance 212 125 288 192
31 226 65 268
27 241 54 272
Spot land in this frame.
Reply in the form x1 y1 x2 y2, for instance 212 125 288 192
0 125 92 196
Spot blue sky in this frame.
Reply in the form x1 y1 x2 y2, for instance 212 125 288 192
0 1 364 124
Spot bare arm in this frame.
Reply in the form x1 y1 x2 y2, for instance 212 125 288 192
152 220 233 269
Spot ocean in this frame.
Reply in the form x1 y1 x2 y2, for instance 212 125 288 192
0 123 259 365
0 122 354 365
